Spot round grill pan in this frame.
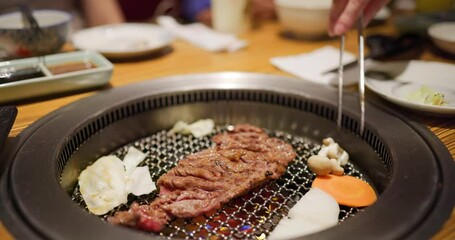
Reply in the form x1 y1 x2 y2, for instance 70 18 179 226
0 72 453 240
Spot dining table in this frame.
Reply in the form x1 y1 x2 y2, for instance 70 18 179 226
0 19 454 240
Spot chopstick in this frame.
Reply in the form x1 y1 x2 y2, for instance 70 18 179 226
337 15 366 135
337 34 345 129
357 14 366 136
18 4 47 66
18 4 43 34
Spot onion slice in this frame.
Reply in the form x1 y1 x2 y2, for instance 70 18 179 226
126 166 156 196
123 146 147 174
269 188 340 239
169 119 214 137
79 147 156 215
78 156 128 215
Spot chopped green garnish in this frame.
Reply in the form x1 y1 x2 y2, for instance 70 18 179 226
405 85 447 106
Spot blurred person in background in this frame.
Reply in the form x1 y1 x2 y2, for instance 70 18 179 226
81 0 180 26
81 0 276 27
0 0 277 33
0 0 393 36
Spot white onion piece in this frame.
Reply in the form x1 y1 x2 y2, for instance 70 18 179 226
169 121 191 135
169 119 215 137
125 166 156 196
123 146 146 174
78 156 128 215
188 119 214 137
268 188 340 239
79 147 156 215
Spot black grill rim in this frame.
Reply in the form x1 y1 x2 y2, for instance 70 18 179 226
0 72 453 240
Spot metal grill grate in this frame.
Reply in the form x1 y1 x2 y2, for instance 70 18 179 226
58 90 392 178
71 125 365 239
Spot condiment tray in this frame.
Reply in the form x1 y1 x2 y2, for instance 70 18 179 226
0 50 113 103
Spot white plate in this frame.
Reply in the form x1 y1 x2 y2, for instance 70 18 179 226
72 23 174 59
365 60 455 115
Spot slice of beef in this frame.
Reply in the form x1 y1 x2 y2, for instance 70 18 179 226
108 124 296 232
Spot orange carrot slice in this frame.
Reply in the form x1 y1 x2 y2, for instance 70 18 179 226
312 175 377 207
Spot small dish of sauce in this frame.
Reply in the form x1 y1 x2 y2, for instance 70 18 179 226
47 61 97 75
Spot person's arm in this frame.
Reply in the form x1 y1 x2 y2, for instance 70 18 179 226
328 0 391 36
81 0 125 26
181 0 211 23
250 0 276 20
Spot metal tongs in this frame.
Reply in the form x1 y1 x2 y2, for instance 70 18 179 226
337 14 365 136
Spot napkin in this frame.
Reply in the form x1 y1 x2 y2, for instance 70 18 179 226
157 16 247 52
270 46 360 86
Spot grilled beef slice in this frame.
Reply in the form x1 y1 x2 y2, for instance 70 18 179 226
108 124 296 232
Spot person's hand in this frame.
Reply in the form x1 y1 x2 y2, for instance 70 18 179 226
196 8 211 26
328 0 391 36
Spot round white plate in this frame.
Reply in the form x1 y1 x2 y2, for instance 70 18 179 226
365 60 455 115
72 23 174 59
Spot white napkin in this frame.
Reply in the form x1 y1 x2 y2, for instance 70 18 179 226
157 16 247 52
270 46 360 86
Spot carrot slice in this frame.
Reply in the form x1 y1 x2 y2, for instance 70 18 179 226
312 175 377 207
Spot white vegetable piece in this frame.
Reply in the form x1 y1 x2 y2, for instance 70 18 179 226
125 166 156 196
169 119 215 137
79 147 156 215
123 146 147 174
189 119 215 137
78 156 128 215
268 188 340 239
405 85 447 106
169 121 191 135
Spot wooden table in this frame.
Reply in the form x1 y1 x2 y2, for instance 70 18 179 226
1 21 454 239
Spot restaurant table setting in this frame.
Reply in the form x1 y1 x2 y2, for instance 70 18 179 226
0 2 454 240
270 46 357 85
156 16 247 52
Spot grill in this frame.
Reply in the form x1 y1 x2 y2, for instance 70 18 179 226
0 72 453 240
70 126 365 239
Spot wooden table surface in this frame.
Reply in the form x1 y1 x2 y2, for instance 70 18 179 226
1 21 454 239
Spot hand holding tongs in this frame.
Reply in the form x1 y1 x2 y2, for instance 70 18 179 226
337 14 365 136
